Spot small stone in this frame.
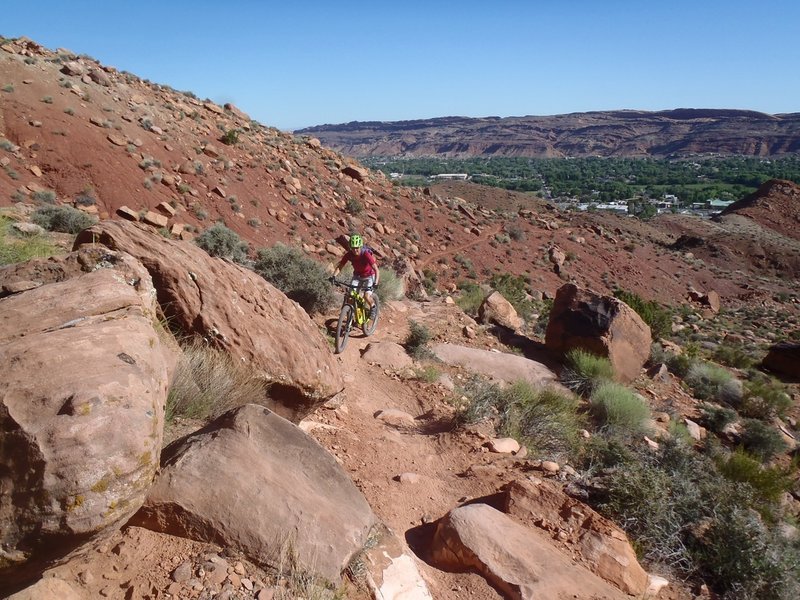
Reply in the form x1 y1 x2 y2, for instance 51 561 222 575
487 438 520 454
540 460 560 473
241 578 253 591
397 472 421 484
172 561 193 583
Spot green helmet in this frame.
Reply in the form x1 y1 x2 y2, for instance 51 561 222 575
349 234 363 249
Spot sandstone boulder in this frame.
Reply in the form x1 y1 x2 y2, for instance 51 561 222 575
361 341 413 370
431 343 562 389
74 220 343 422
545 284 652 382
478 291 524 330
502 478 649 595
762 342 800 380
0 250 172 591
430 504 628 600
131 404 377 582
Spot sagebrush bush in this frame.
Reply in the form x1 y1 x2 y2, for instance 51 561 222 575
561 349 615 396
598 441 800 597
590 381 650 433
739 378 792 421
713 342 756 369
614 289 672 339
490 273 533 320
195 222 249 264
717 450 793 506
253 244 335 315
455 281 486 315
685 361 741 404
376 267 405 301
166 339 268 422
503 383 584 460
739 419 787 461
456 379 583 461
404 320 432 358
32 205 96 234
700 403 738 434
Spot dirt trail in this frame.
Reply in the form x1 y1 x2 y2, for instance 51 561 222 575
309 300 506 599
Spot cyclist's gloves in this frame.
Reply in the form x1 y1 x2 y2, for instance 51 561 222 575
328 275 336 283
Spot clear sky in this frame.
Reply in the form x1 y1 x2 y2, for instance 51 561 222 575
3 1 798 130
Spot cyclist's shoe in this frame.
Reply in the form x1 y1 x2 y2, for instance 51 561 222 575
369 305 377 319
328 275 336 283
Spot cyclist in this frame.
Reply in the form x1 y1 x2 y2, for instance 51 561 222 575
331 234 380 319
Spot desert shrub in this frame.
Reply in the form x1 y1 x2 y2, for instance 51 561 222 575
739 378 792 421
0 216 58 265
32 205 96 234
597 440 800 596
589 381 650 433
166 339 268 422
345 197 363 215
32 189 57 204
411 364 441 383
220 128 239 145
503 383 584 460
684 361 741 404
404 320 432 359
700 403 738 434
490 273 533 320
195 222 249 264
375 268 405 301
739 419 787 461
455 281 486 315
696 506 800 600
561 349 614 396
613 289 672 339
713 342 756 369
456 379 583 460
717 450 793 506
253 244 334 315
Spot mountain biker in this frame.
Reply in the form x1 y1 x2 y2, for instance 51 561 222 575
331 234 380 319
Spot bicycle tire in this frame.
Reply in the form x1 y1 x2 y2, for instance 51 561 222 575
335 304 354 353
362 294 380 336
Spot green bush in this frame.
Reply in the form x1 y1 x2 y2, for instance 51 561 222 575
740 419 787 461
717 450 793 506
253 244 335 315
195 222 249 264
685 361 741 404
490 273 533 320
613 289 672 340
713 342 756 369
739 378 792 421
404 320 432 359
376 268 405 301
503 383 584 460
561 349 614 396
456 379 583 461
32 205 96 234
455 281 486 315
700 403 738 434
589 381 650 433
220 128 239 145
598 440 800 597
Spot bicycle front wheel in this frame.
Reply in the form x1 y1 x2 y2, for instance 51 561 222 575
362 295 380 336
335 304 354 353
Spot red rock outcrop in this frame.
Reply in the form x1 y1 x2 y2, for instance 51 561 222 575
761 342 800 380
0 249 173 591
430 503 628 600
545 284 652 382
503 478 649 595
131 404 377 582
74 220 343 422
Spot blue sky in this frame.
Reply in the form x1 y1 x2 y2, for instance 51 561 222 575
3 1 798 130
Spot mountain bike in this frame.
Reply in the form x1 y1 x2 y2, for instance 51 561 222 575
332 279 380 353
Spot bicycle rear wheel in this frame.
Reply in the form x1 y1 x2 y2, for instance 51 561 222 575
362 295 380 336
335 304 354 353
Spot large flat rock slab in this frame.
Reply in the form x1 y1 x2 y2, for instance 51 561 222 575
431 343 562 388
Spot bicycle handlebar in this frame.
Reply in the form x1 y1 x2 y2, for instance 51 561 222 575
331 278 374 292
